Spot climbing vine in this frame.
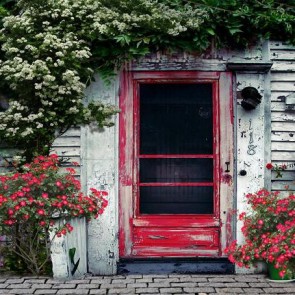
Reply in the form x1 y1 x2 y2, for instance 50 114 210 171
0 0 294 162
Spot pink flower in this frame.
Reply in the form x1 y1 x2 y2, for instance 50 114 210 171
37 209 45 215
56 181 62 187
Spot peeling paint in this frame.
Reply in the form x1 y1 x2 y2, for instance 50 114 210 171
221 173 233 185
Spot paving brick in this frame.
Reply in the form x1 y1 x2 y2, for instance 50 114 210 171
56 289 89 294
31 284 53 289
100 283 127 289
126 275 142 279
127 283 147 288
135 278 153 283
284 287 295 292
109 289 136 294
269 282 295 287
0 291 10 295
24 279 47 284
136 287 159 293
143 275 168 278
89 290 108 295
35 290 57 294
154 278 179 283
0 285 8 289
242 288 264 293
235 276 260 282
184 287 215 293
159 287 182 293
5 280 24 285
112 279 135 284
148 283 171 288
180 277 208 282
225 282 249 288
199 282 227 287
6 284 31 289
215 288 244 293
168 275 192 279
8 289 35 294
66 279 91 284
171 282 197 288
208 277 236 283
46 280 66 284
262 288 287 294
112 275 128 279
77 283 99 289
52 284 76 289
249 282 271 288
90 278 111 284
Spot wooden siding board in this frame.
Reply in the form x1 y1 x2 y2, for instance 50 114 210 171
272 122 295 132
271 111 295 122
272 141 295 151
271 81 295 91
272 131 295 142
270 41 295 191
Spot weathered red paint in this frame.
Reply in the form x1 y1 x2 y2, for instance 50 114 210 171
119 70 233 258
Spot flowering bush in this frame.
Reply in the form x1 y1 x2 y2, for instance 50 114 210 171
0 154 108 275
0 0 203 161
225 189 295 278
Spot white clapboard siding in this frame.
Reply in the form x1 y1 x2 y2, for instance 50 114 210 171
51 127 81 177
271 91 293 102
272 131 295 142
270 41 295 191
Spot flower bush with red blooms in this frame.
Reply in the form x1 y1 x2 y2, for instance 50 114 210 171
225 189 295 278
266 162 287 178
0 154 108 275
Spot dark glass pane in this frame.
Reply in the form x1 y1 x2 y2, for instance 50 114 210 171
140 186 213 214
140 84 213 154
140 158 213 183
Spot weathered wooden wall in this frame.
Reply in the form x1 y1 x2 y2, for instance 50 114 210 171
270 41 295 192
0 127 81 175
52 127 81 177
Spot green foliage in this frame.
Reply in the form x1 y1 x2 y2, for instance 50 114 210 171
69 247 80 276
0 0 294 161
0 154 108 274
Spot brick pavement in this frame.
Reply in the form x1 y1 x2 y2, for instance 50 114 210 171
0 274 294 294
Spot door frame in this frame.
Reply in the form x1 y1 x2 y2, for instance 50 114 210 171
119 70 234 258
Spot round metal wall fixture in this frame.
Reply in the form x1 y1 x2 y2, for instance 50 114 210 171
241 87 262 110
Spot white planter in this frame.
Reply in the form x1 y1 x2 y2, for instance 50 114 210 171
50 217 87 278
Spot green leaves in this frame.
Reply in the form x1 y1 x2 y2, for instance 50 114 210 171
0 0 294 163
69 247 80 276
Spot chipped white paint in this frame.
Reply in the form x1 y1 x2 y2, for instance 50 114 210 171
270 41 295 192
50 217 87 278
81 75 119 275
230 41 273 274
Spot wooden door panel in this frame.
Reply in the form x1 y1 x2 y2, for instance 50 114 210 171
119 71 233 258
133 228 219 257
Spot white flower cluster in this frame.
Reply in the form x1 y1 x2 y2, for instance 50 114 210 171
0 0 204 148
0 101 44 138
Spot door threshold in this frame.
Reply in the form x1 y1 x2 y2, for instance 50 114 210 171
118 258 234 275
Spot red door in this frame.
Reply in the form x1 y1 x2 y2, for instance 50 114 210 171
119 71 233 258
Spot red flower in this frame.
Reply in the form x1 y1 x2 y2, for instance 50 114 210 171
39 220 46 227
7 209 14 215
56 181 62 187
37 209 45 215
266 163 273 170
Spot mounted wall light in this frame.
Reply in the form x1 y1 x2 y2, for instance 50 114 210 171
240 87 262 110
